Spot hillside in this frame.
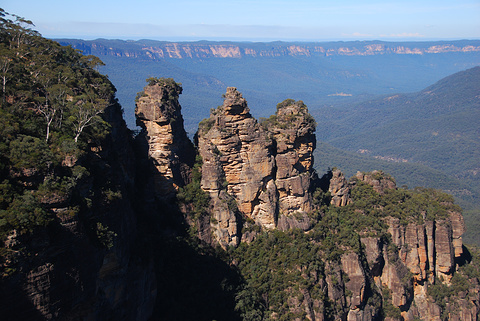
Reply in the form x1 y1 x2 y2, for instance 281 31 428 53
57 38 480 131
312 67 480 244
0 10 156 319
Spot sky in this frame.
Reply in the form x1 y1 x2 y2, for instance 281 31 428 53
2 0 480 41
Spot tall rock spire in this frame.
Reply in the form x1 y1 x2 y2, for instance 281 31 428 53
135 78 195 199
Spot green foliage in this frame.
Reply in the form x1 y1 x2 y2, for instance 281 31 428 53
95 222 117 249
382 287 402 319
427 252 480 320
276 98 297 111
0 10 118 245
9 135 55 169
313 201 383 260
177 156 210 220
458 245 480 280
198 117 215 134
146 76 181 89
231 229 325 318
1 9 115 144
135 90 147 102
0 192 51 235
350 181 459 225
234 284 265 321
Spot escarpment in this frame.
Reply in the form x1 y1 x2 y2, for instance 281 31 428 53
3 64 479 319
5 20 479 320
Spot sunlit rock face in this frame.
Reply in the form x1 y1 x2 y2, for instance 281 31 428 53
197 88 318 246
135 80 195 199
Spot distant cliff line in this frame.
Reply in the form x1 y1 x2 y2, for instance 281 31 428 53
58 39 480 59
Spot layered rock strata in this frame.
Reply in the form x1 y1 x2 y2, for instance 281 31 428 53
328 169 473 321
197 88 317 247
135 79 195 199
270 99 317 229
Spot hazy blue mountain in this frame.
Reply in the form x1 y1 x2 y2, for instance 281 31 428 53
314 66 480 180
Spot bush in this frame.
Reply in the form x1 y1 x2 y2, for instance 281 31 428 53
177 156 210 219
9 135 55 170
95 222 117 249
0 192 51 236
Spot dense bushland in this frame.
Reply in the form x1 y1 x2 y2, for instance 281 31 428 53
0 9 119 253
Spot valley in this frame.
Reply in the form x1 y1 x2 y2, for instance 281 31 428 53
1 11 480 319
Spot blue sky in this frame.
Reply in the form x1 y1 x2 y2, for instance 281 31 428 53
3 0 480 41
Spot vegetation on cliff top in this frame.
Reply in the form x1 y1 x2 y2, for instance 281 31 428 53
260 99 316 131
0 9 119 256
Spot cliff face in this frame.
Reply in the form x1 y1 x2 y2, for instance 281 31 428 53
333 171 475 321
134 82 479 320
0 103 156 320
196 88 317 247
61 39 480 60
3 63 477 319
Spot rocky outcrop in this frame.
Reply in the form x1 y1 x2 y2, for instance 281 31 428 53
196 87 275 247
269 99 317 224
322 169 476 321
131 80 477 320
196 88 317 247
355 170 397 194
135 78 195 199
328 169 352 206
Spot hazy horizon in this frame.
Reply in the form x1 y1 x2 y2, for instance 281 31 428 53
4 0 480 43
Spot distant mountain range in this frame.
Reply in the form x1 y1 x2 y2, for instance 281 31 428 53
57 39 480 131
58 38 480 59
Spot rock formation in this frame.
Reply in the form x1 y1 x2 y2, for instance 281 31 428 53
196 88 317 247
327 169 352 206
146 84 477 321
135 78 195 199
62 39 480 60
269 99 317 229
327 169 474 321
